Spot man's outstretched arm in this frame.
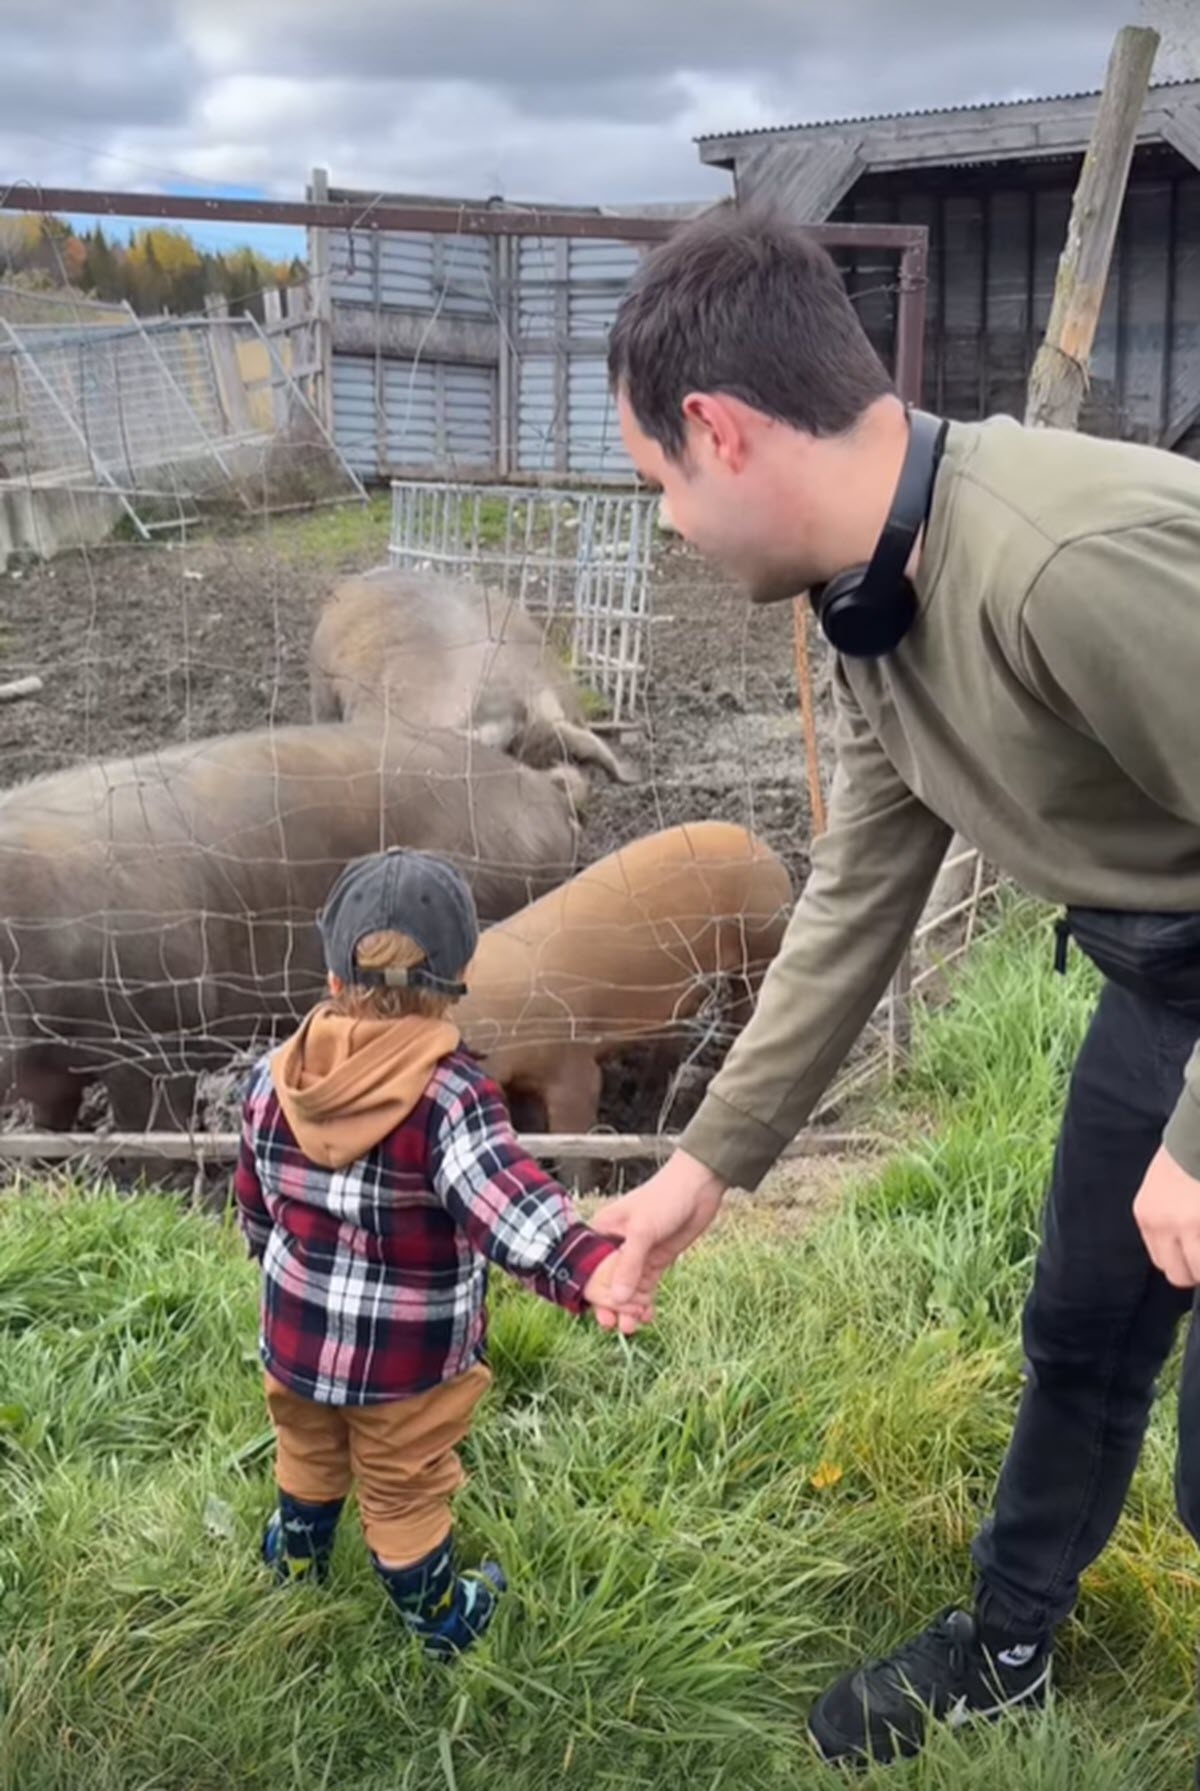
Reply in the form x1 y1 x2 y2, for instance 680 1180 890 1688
593 666 952 1320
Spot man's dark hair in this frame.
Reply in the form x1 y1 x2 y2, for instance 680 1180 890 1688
608 204 894 460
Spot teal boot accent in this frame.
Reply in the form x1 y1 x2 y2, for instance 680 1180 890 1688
372 1536 507 1659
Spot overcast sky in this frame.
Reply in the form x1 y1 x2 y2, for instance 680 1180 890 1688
3 0 1134 254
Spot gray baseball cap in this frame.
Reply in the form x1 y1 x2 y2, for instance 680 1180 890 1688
317 848 479 997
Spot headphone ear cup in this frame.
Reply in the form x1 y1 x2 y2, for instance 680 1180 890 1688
814 568 860 614
818 575 917 658
812 568 860 647
811 409 946 660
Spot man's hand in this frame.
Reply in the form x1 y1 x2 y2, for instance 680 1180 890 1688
1134 1145 1200 1287
586 1150 728 1332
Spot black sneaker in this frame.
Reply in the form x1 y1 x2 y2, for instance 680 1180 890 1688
808 1608 1050 1767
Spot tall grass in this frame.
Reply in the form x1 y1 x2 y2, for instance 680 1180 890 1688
1 901 1197 1789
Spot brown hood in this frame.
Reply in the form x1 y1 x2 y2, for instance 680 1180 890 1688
270 1003 460 1169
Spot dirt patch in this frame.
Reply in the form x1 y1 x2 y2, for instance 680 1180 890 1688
729 1151 866 1231
0 517 833 1143
0 533 324 784
0 526 830 859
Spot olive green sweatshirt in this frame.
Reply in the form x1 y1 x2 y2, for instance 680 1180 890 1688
681 416 1200 1191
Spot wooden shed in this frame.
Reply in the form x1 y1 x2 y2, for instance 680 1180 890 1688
697 81 1200 455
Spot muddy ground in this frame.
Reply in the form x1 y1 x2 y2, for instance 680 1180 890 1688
0 513 839 1165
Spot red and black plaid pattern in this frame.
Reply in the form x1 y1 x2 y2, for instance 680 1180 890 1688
234 1048 615 1406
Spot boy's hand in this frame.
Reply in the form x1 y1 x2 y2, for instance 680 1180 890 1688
581 1250 656 1335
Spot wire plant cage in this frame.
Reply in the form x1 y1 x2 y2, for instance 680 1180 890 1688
388 480 657 724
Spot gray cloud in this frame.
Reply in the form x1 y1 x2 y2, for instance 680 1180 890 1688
197 0 853 88
2 3 194 135
192 0 1126 99
0 0 1135 219
497 76 693 126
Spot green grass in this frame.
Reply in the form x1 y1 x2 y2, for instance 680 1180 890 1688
240 491 535 566
104 486 581 570
2 901 1198 1788
108 492 392 564
248 492 392 566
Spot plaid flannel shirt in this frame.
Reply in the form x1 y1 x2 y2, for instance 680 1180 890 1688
233 1047 616 1405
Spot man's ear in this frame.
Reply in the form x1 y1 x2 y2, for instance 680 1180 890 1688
681 391 750 473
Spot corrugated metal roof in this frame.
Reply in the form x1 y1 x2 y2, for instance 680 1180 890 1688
695 76 1197 145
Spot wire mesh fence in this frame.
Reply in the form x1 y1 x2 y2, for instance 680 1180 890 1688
0 294 365 547
0 503 1002 1184
0 194 1014 1195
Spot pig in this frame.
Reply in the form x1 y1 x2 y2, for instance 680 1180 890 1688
0 721 586 1136
454 820 793 1184
309 568 636 784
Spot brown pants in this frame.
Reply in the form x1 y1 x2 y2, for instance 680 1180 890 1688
265 1363 492 1567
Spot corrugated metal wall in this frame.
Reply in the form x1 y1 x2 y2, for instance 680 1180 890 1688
326 225 497 478
328 228 493 316
331 357 495 479
514 236 641 476
834 151 1200 453
321 206 643 481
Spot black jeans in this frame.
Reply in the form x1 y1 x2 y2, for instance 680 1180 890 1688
970 980 1200 1637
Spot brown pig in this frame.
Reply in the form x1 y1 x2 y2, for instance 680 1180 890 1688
0 721 585 1134
309 568 635 783
454 821 793 1168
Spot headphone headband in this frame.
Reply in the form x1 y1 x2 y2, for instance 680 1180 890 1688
811 408 948 659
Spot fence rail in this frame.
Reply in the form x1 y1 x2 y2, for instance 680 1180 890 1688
0 1128 887 1167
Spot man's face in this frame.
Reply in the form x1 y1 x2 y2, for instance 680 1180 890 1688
617 390 821 605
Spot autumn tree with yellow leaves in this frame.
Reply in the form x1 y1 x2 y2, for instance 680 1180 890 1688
0 214 303 319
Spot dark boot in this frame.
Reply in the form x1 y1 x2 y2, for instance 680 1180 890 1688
372 1534 506 1660
261 1492 345 1586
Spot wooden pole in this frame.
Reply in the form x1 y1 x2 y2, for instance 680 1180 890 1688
308 166 335 435
1025 23 1160 430
792 598 827 836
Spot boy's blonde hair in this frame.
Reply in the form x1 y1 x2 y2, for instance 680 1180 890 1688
330 929 463 1021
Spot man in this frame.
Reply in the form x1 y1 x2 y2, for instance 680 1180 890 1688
590 204 1200 1768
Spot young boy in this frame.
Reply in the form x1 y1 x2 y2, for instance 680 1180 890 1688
233 846 631 1658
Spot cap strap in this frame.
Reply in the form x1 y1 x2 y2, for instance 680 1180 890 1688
355 965 468 997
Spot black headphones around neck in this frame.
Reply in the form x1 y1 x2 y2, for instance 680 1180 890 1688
810 408 949 659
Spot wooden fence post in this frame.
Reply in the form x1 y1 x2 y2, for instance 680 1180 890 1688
308 166 335 435
1026 24 1160 431
204 292 252 437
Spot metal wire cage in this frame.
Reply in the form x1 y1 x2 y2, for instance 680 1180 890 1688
388 479 657 723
